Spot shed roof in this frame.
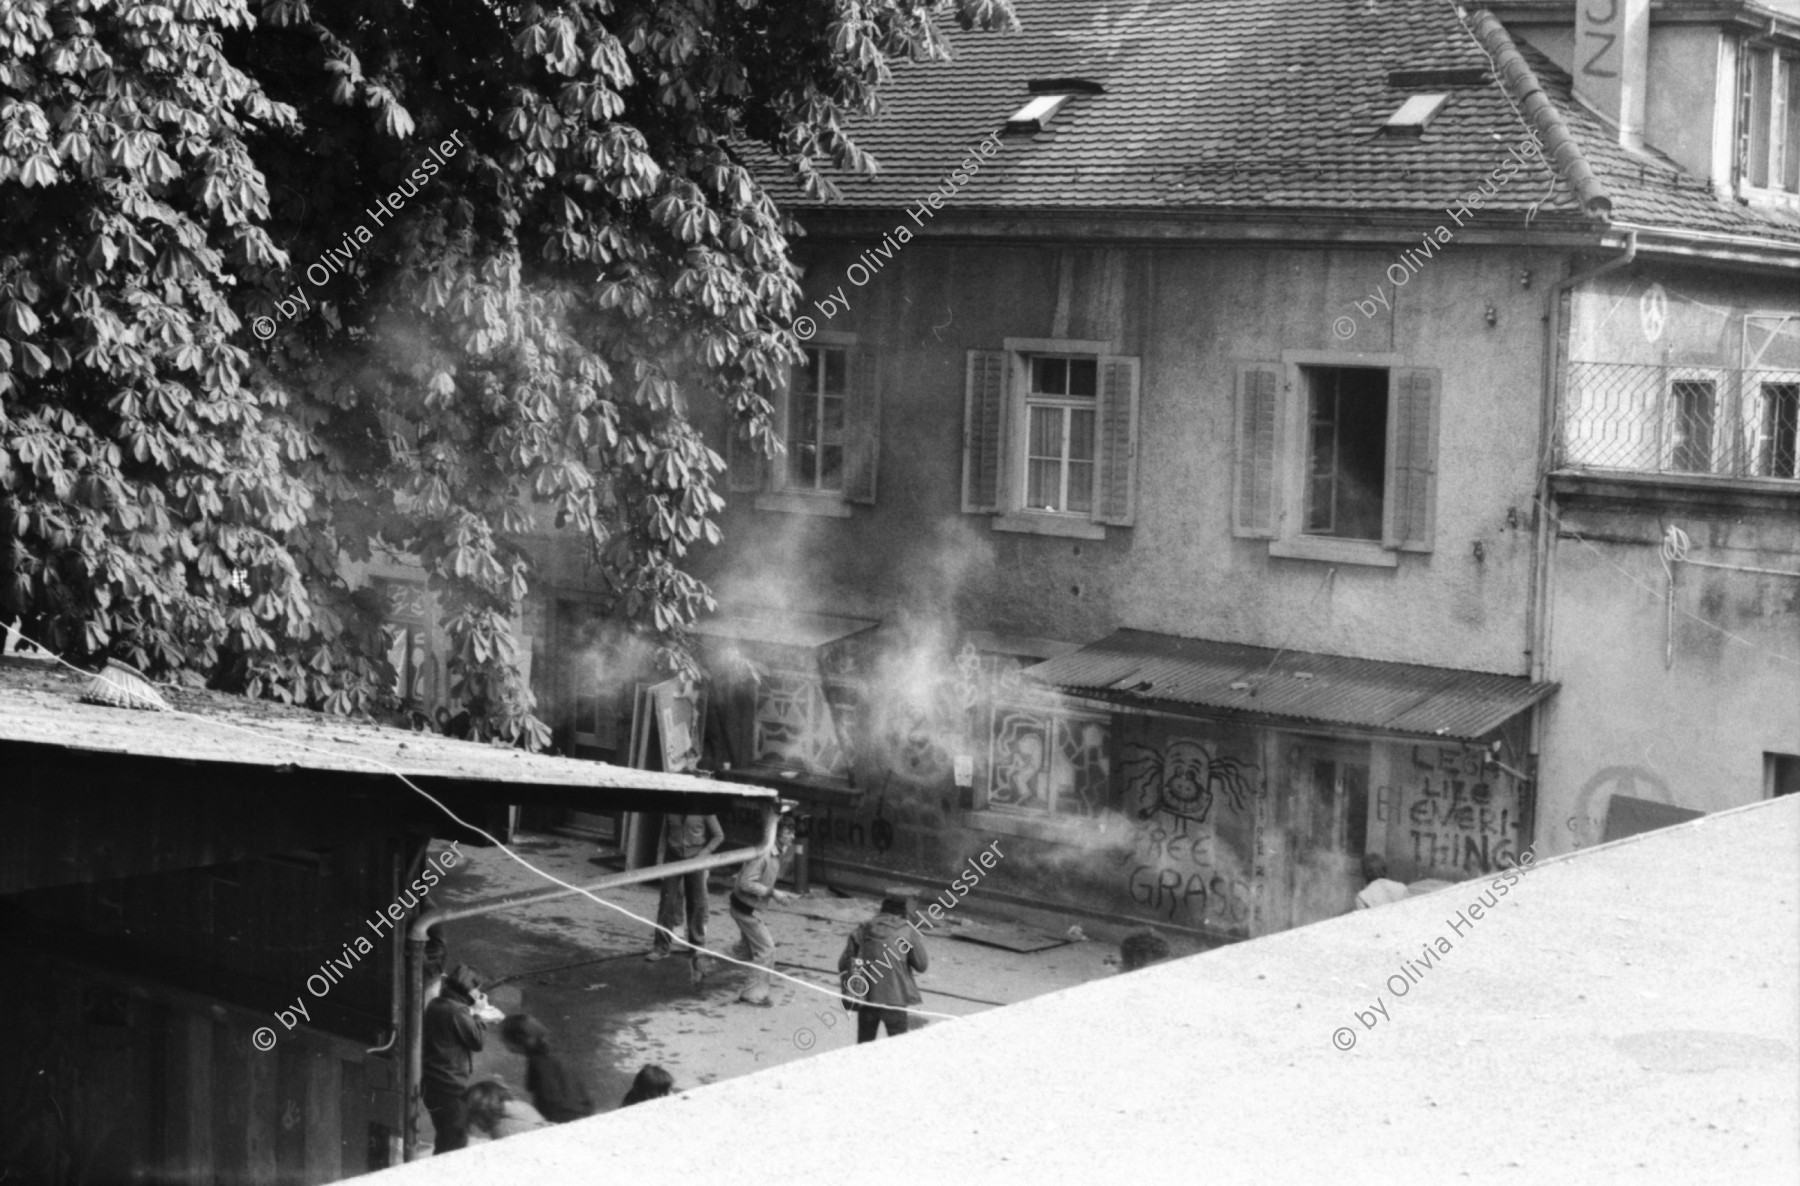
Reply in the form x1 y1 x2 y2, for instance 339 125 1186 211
0 658 772 801
1025 628 1556 741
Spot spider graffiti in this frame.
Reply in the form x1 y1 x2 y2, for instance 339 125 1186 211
1123 739 1259 827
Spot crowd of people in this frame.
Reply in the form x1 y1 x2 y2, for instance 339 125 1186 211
420 959 680 1153
418 809 1176 1153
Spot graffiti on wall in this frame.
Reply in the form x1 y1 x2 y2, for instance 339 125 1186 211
1124 739 1256 827
1567 764 1674 850
1114 737 1260 928
1396 744 1522 876
988 707 1110 815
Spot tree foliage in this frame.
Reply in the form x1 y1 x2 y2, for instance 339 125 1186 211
0 0 1015 744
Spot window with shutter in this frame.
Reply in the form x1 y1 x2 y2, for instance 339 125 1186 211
1382 367 1440 552
967 340 1137 537
1263 352 1436 566
962 350 1008 513
1233 364 1281 539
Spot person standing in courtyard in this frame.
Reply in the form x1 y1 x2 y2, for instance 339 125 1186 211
646 811 725 981
728 813 798 1007
839 886 930 1042
421 964 487 1153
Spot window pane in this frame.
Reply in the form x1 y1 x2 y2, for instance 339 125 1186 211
1762 382 1799 479
795 348 820 395
820 444 844 491
1751 49 1774 188
1068 408 1095 462
1671 380 1716 473
1067 358 1097 398
1027 459 1058 509
822 394 844 436
1336 370 1387 539
789 393 819 487
1032 357 1067 395
1028 405 1061 458
1787 61 1800 191
824 348 847 394
1066 460 1094 513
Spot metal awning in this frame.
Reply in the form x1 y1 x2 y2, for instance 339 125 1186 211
1026 629 1557 742
688 608 879 650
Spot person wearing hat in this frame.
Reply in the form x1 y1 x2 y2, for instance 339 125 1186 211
838 886 930 1042
729 813 799 1006
421 963 487 1153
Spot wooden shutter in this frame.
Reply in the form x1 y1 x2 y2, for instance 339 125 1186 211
843 345 880 505
962 350 1009 513
1383 367 1440 552
1232 363 1282 538
1093 355 1140 525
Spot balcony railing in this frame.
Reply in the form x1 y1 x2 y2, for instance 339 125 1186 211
1560 361 1800 481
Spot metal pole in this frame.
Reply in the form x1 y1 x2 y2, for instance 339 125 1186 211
402 934 424 1161
408 844 765 941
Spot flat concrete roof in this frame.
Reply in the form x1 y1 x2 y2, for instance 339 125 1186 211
365 796 1800 1183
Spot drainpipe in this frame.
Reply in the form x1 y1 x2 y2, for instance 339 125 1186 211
1530 229 1638 684
1524 231 1637 858
399 803 779 1162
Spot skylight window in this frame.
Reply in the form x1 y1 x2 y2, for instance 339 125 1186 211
1005 93 1070 134
1382 93 1449 135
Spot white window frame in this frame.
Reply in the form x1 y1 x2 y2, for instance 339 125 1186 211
1739 44 1800 206
1022 355 1100 515
1746 369 1800 480
755 329 857 518
1662 366 1728 475
994 336 1114 540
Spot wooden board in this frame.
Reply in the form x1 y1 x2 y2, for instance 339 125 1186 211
946 921 1072 953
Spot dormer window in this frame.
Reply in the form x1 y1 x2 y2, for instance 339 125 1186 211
1743 45 1800 196
1006 94 1070 134
1382 93 1449 136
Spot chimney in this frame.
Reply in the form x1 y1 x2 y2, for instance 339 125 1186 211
1574 0 1650 150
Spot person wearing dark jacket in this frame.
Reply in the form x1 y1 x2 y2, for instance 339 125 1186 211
838 887 930 1042
421 964 487 1153
498 1014 593 1124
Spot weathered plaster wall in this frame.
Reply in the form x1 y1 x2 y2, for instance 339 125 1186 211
1537 504 1800 856
695 236 1553 675
1541 263 1800 855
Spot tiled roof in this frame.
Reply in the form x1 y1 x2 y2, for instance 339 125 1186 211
773 0 1800 248
1517 40 1800 244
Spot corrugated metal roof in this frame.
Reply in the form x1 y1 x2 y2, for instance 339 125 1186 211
689 608 879 650
0 659 774 799
1026 629 1555 741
